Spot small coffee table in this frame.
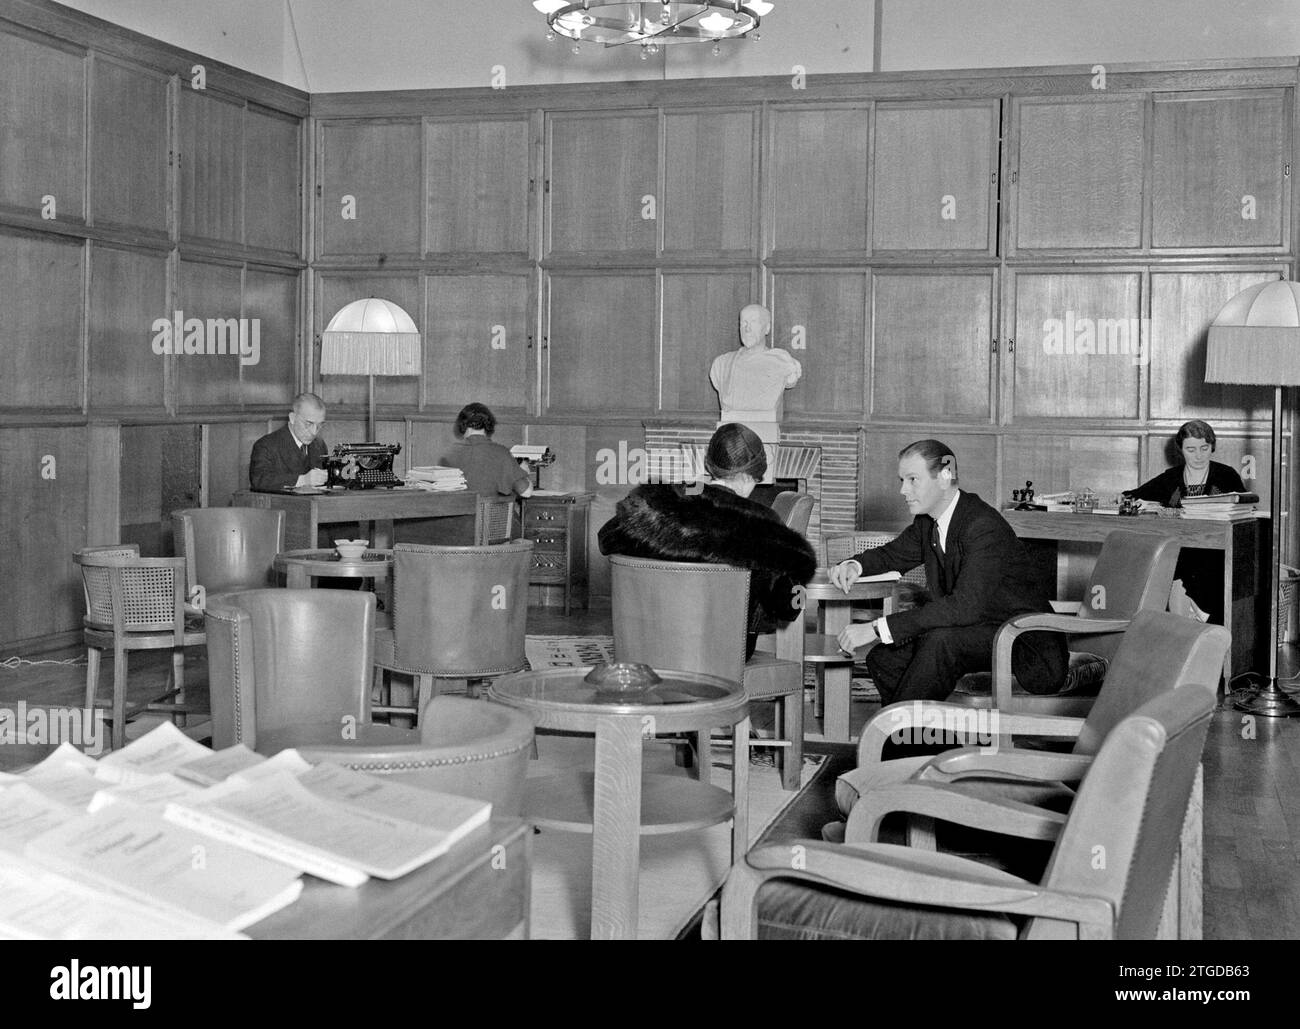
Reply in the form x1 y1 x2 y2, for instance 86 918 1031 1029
773 569 898 742
274 548 394 625
488 665 749 941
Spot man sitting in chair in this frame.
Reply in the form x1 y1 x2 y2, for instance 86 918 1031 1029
249 392 328 492
829 439 1067 705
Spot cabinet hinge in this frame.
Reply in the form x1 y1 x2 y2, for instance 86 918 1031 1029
1007 337 1016 353
990 338 998 353
315 184 322 198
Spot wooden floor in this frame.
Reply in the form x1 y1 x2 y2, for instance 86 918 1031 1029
4 599 1299 939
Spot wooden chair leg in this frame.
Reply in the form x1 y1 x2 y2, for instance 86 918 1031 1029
84 646 100 709
779 690 803 792
112 645 128 751
172 649 187 728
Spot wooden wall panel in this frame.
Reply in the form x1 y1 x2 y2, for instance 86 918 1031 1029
769 105 870 254
425 117 530 255
0 230 84 410
175 258 243 409
245 104 301 255
547 112 657 256
88 243 167 410
0 28 86 222
871 271 993 421
661 271 755 414
663 109 756 255
1011 271 1142 420
424 274 529 412
1150 268 1278 421
1012 97 1145 251
179 88 244 245
872 101 996 252
1005 433 1142 500
1152 92 1289 249
771 271 867 417
208 419 272 506
859 430 998 532
89 55 169 235
318 120 422 256
241 265 299 407
546 273 655 414
0 426 88 643
120 424 201 555
315 273 422 407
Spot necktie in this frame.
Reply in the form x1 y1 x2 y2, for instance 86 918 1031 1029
932 521 943 555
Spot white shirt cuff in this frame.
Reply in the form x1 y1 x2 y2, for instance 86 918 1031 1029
875 617 893 645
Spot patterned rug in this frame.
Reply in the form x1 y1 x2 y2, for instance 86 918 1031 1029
526 634 878 700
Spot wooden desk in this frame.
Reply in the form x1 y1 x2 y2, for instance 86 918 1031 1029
248 818 531 940
233 489 480 551
1003 511 1268 683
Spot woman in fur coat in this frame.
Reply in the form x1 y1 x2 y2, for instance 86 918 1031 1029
597 423 817 657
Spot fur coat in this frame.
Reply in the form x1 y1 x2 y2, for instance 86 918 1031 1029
597 484 818 633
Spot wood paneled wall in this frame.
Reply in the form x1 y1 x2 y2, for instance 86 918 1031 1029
0 1 306 651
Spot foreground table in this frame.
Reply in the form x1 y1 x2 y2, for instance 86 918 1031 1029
489 666 749 941
233 488 480 551
773 570 898 743
248 818 531 939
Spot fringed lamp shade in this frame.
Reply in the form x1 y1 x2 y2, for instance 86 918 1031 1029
320 298 421 377
1205 280 1300 386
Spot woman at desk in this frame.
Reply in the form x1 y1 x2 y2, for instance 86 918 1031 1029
441 402 533 500
1123 419 1246 622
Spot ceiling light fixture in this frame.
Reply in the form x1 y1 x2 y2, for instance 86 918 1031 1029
533 1 773 53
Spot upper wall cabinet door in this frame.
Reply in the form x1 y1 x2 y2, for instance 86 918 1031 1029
871 271 995 423
178 88 245 247
315 273 422 408
245 104 302 257
1152 90 1290 251
0 28 86 224
871 101 998 254
547 111 657 257
0 230 84 411
241 265 300 407
663 108 757 257
771 271 868 418
90 55 169 237
662 270 757 414
318 120 422 258
769 105 869 256
426 117 530 256
425 274 530 412
1009 270 1143 421
88 243 167 411
545 272 655 414
175 257 243 410
1010 96 1145 252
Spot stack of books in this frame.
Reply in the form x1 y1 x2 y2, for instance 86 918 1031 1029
1180 491 1260 520
405 465 468 491
0 723 491 938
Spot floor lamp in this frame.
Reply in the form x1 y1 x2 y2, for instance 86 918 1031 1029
320 298 422 442
1205 279 1300 717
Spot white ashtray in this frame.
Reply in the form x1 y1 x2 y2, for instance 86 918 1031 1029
333 539 368 560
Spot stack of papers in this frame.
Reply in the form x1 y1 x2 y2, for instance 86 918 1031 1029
0 722 493 939
405 465 468 491
1181 491 1259 521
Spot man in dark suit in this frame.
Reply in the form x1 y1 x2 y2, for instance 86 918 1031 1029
249 392 329 491
829 439 1067 705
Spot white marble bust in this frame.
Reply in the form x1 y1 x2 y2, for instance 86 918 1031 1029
709 304 802 443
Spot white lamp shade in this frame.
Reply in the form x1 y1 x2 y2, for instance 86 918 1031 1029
1205 280 1300 386
320 298 421 376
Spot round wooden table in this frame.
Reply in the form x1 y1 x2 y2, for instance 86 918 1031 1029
274 549 394 626
488 665 750 941
773 569 900 743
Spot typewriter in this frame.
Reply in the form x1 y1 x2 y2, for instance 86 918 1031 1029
324 442 404 490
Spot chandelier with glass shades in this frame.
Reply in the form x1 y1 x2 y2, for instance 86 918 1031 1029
532 1 774 56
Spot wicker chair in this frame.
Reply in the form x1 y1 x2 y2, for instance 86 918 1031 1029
73 545 208 750
476 496 518 545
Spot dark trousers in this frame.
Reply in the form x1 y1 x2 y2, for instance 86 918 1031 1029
865 624 1069 706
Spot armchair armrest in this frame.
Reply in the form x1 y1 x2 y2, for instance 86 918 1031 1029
921 748 1093 785
991 613 1132 709
857 703 1088 766
844 780 1067 845
720 839 1114 940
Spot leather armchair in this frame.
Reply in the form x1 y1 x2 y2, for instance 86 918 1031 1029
265 696 536 817
204 588 375 750
172 506 285 602
610 555 805 790
771 491 814 536
720 684 1217 939
950 528 1182 716
373 542 533 720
